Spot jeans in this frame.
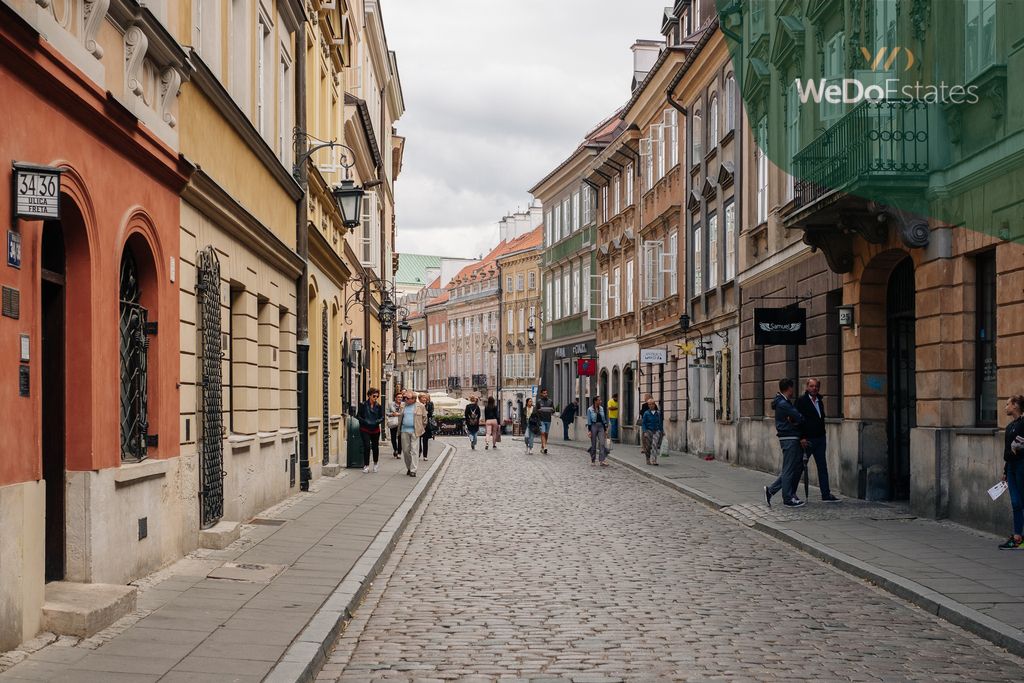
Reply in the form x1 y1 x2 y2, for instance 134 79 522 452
768 438 804 503
589 423 608 462
389 426 400 455
467 425 479 448
805 436 831 498
360 430 380 467
563 419 572 441
609 418 619 441
419 433 430 459
400 431 418 473
1007 459 1024 536
524 428 535 450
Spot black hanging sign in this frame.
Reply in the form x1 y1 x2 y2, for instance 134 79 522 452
754 307 807 345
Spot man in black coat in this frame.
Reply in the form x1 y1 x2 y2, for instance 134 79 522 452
561 399 579 441
795 378 840 502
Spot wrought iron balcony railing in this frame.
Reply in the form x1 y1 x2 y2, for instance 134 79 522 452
447 376 461 390
793 100 929 209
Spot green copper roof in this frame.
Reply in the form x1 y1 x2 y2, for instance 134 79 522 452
395 253 443 286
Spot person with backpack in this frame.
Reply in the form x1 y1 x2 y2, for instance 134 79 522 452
560 399 579 441
464 396 482 450
586 396 610 467
522 398 540 454
484 396 500 450
999 395 1024 549
764 379 806 508
357 388 385 473
640 397 665 466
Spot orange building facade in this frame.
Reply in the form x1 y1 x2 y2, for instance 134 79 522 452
0 5 190 649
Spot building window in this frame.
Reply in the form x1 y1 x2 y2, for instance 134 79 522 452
602 185 609 222
506 276 513 292
562 268 570 317
582 261 592 319
652 123 665 180
822 32 846 127
667 230 678 296
545 277 552 322
256 15 270 135
641 136 654 192
518 307 525 333
724 200 736 282
625 259 634 313
691 107 703 164
553 274 561 319
562 198 572 237
119 248 152 461
516 274 525 291
976 251 998 425
756 116 769 224
708 212 718 289
625 163 634 205
664 109 678 168
725 74 736 131
582 185 593 225
966 0 997 81
508 308 514 334
641 240 665 304
528 271 537 289
786 82 800 200
613 174 621 215
692 222 702 296
708 95 719 147
573 192 581 231
612 266 621 317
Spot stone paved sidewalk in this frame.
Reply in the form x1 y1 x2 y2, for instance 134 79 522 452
552 434 1024 657
0 449 447 683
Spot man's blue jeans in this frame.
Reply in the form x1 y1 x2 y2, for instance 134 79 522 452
768 438 804 503
610 418 619 441
1007 458 1024 536
467 426 478 448
805 436 831 498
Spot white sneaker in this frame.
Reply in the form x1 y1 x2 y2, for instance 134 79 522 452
373 464 379 473
362 466 369 473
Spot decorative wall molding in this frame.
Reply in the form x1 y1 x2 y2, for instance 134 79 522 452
83 0 109 59
124 24 147 97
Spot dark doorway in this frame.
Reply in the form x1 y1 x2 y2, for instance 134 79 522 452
41 220 66 582
886 257 916 500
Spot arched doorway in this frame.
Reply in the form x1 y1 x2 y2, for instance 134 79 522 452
41 219 66 582
886 257 916 500
623 365 635 427
599 369 609 405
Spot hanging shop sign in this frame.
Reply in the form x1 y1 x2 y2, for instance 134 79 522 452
754 307 807 346
576 358 597 376
12 163 63 221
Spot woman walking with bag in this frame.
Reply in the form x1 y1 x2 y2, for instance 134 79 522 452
418 393 435 461
586 397 610 467
522 398 539 454
999 395 1024 549
357 388 384 473
641 397 665 466
484 396 500 450
387 391 402 458
464 396 482 450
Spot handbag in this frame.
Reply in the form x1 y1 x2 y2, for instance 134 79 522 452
604 437 613 452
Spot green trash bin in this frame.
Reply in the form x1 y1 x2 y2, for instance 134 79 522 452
345 416 364 468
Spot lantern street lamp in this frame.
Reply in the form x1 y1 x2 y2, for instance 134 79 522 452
526 316 537 344
331 179 364 231
405 345 417 365
398 317 412 347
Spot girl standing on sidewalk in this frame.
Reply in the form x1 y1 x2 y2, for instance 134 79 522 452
640 397 665 466
522 398 538 454
484 396 500 450
1000 395 1024 549
586 397 610 466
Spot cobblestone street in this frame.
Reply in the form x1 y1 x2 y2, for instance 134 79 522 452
321 439 1022 682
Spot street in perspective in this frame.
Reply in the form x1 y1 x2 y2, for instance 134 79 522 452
3 0 1024 681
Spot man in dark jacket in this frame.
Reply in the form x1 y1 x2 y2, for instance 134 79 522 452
796 378 840 502
764 379 806 508
536 388 555 454
560 400 579 441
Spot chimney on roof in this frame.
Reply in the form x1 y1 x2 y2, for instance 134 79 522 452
631 40 665 93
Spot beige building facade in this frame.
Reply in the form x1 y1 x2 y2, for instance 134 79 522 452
497 227 544 414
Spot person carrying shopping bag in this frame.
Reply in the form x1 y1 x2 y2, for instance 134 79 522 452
522 398 540 454
586 397 610 467
641 397 665 466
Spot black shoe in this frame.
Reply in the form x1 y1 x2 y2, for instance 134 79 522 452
764 486 773 508
822 494 840 503
998 536 1022 550
407 471 417 477
543 448 548 454
783 499 806 508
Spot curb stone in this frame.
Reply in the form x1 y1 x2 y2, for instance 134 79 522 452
605 448 1024 660
263 444 454 683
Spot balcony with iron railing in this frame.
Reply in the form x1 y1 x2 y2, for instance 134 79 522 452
788 100 930 222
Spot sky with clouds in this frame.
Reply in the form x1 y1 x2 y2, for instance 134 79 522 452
385 0 672 259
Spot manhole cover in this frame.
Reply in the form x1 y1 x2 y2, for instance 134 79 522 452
207 562 286 583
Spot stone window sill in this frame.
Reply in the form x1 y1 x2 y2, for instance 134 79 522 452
114 458 169 487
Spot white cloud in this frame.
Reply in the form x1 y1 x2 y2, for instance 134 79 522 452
385 0 671 256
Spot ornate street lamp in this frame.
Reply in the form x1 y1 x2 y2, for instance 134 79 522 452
379 299 397 328
678 313 691 333
398 318 412 347
331 179 364 231
405 346 417 365
526 316 537 344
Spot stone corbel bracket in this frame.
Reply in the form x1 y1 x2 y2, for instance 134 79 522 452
83 0 110 59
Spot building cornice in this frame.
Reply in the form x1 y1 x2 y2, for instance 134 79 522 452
344 92 384 174
183 169 304 278
188 48 303 201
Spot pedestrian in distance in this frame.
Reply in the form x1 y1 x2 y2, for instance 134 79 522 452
999 395 1024 549
418 393 434 461
796 378 840 502
399 391 425 477
387 391 402 458
607 394 620 442
484 396 500 450
357 388 384 473
764 379 807 508
586 396 610 467
561 399 579 441
522 398 540 454
641 397 665 466
536 388 555 454
464 395 482 450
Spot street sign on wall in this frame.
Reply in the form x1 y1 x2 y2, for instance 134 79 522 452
7 230 21 269
754 307 808 345
639 348 667 364
12 163 62 220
